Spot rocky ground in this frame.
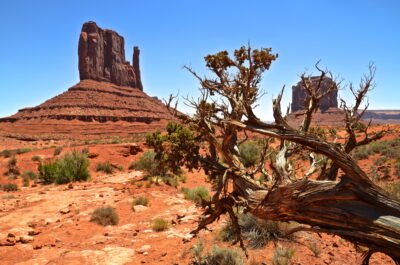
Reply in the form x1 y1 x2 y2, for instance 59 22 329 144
0 130 398 265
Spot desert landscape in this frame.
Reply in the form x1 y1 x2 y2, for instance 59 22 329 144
1 2 399 265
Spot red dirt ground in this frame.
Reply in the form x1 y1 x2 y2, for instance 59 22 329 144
0 125 398 265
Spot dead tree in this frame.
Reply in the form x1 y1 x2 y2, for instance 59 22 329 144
166 46 400 263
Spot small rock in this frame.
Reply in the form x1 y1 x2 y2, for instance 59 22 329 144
33 244 43 250
59 208 70 214
332 242 339 247
19 235 34 243
133 205 148 212
28 229 41 236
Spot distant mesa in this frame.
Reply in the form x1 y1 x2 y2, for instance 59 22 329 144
0 21 174 138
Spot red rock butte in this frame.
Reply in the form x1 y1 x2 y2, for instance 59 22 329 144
0 21 174 139
285 76 346 127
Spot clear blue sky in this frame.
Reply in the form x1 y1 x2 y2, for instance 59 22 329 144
1 0 399 121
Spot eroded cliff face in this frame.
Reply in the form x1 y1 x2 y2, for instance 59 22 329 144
78 21 143 90
291 76 338 112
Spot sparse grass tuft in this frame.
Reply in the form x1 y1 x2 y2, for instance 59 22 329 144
190 241 244 265
151 218 170 231
90 207 119 226
95 162 114 174
2 194 16 199
22 170 37 180
6 156 20 176
132 196 149 208
307 242 321 257
272 245 296 265
183 186 210 204
384 182 400 200
239 141 261 167
31 155 42 162
219 213 297 249
2 183 18 192
53 147 63 156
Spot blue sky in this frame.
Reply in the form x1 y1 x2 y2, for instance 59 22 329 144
0 0 399 121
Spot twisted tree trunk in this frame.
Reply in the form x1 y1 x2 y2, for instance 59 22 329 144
228 120 400 262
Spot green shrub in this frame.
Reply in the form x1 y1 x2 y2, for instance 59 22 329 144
31 155 42 162
239 141 261 167
111 137 122 144
38 161 59 184
2 194 15 199
384 183 400 200
1 149 12 158
54 147 63 156
307 242 321 257
16 147 33 154
129 150 159 176
197 245 244 265
96 162 114 174
22 170 37 180
2 183 18 192
272 246 296 265
22 178 30 187
220 213 296 249
90 207 119 226
151 218 170 231
183 186 210 204
6 156 20 176
136 181 143 188
132 196 149 207
38 150 90 184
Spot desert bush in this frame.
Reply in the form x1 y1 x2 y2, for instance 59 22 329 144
183 186 210 204
132 196 149 207
53 147 62 156
239 141 261 167
22 178 30 187
22 170 37 180
162 175 180 187
204 245 244 265
384 183 400 200
220 213 296 249
136 181 143 188
2 183 18 192
309 126 327 140
90 207 119 226
1 149 12 158
111 137 122 144
151 218 170 231
38 150 90 184
2 194 15 199
6 156 20 176
191 241 244 265
31 155 42 162
16 147 33 154
129 150 159 176
307 242 321 257
272 245 296 265
38 161 59 184
96 162 114 174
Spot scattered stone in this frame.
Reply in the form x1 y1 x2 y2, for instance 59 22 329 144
19 235 34 243
133 205 148 212
59 208 70 214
